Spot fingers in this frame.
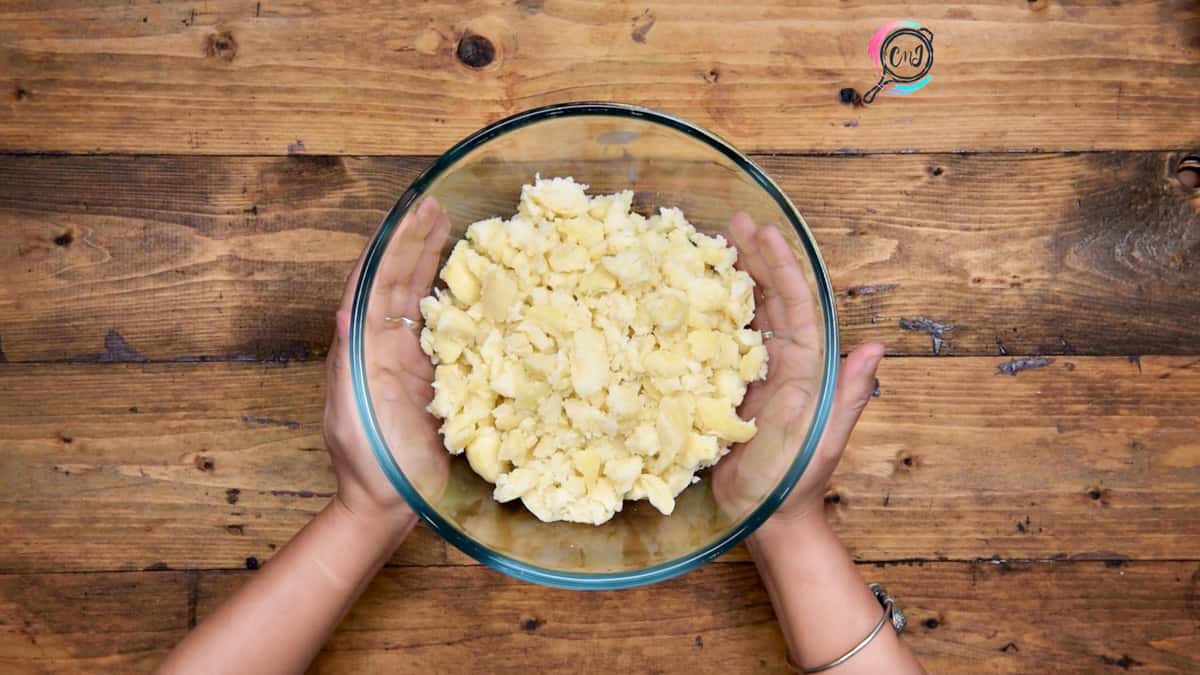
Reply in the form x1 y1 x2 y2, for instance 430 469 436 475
757 226 818 349
372 197 444 322
726 212 773 331
369 199 448 385
809 342 885 466
727 213 821 351
386 199 450 320
331 198 447 403
336 195 439 315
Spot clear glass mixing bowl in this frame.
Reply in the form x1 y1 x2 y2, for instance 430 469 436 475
349 102 838 589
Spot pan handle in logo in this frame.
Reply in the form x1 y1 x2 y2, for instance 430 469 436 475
862 74 890 105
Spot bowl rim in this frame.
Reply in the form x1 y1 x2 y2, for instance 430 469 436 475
349 101 840 589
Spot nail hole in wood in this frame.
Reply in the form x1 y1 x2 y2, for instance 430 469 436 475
1176 155 1200 189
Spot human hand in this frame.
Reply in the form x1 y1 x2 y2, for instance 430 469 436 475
713 213 884 525
323 197 452 527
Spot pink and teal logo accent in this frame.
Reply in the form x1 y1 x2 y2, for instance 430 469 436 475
864 20 934 104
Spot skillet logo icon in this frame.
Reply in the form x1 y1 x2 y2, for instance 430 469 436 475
864 21 934 104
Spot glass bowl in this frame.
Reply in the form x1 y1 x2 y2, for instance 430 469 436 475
349 102 838 589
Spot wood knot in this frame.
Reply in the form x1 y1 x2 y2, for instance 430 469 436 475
631 9 656 43
14 85 29 101
839 87 862 106
1099 654 1143 670
245 556 260 570
54 231 73 246
206 31 238 62
456 33 495 68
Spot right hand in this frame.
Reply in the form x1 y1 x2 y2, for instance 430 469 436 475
713 213 884 525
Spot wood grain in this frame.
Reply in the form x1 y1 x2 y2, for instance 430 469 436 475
3 562 1197 673
0 570 189 673
1 1 1197 154
0 360 451 572
2 356 1197 573
265 562 1200 674
2 153 1197 362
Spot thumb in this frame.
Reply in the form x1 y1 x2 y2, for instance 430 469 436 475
814 342 885 464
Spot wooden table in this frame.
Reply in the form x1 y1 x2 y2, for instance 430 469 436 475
2 2 1198 672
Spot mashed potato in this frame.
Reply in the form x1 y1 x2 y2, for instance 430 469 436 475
418 176 767 524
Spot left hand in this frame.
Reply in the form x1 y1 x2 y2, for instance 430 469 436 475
323 197 452 525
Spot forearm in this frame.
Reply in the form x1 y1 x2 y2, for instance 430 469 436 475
749 516 923 674
159 497 416 675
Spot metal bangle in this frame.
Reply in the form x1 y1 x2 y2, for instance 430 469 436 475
787 584 906 673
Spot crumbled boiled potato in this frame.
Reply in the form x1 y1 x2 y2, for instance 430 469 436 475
419 176 768 525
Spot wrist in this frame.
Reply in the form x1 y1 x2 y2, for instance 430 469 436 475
752 508 831 549
748 511 845 582
332 492 417 546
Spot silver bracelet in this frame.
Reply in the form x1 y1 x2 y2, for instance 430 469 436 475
787 584 907 673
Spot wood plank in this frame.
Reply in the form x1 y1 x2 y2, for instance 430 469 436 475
0 361 451 572
8 562 1189 674
1 1 1197 154
291 561 1200 674
0 155 426 363
0 571 189 673
2 153 1197 362
2 357 1198 573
